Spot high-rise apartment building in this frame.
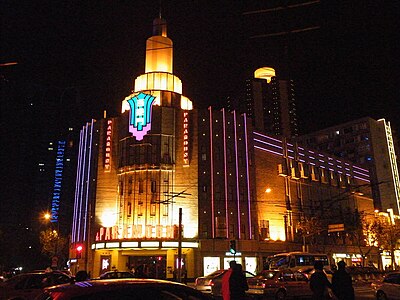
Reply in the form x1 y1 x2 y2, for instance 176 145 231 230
297 117 400 215
228 67 298 138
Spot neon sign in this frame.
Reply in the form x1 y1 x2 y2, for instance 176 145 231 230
95 224 176 241
127 92 156 141
104 119 112 172
51 140 66 223
183 111 189 165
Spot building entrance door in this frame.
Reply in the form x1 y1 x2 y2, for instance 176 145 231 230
128 255 166 279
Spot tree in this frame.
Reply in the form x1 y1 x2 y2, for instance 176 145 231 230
368 217 400 270
39 228 68 266
297 216 325 250
345 210 377 267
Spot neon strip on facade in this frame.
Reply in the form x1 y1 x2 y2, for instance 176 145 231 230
209 107 215 237
222 109 229 238
233 111 241 239
243 114 252 239
51 140 66 223
381 120 400 212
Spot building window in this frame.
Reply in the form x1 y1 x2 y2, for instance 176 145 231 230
150 204 156 216
139 181 144 194
127 202 132 217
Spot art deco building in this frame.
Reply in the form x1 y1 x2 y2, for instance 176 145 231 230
297 117 400 216
70 17 377 279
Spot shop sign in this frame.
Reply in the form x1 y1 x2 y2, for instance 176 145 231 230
104 119 112 172
183 111 189 165
95 224 175 241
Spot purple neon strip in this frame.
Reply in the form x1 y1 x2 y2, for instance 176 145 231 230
354 176 370 182
243 114 252 239
309 156 315 160
299 159 306 163
222 109 229 239
353 165 369 172
253 131 283 143
253 138 283 150
288 156 294 159
298 147 304 150
233 111 241 239
310 162 316 165
209 107 215 238
254 145 283 156
83 120 94 240
77 124 89 241
299 152 305 156
72 128 84 242
354 170 369 176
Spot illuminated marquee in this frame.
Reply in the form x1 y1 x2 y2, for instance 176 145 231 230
104 119 112 172
95 224 176 241
183 111 189 165
51 140 66 223
127 92 156 141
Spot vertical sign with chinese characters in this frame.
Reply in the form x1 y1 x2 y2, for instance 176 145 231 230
104 119 112 172
183 111 189 166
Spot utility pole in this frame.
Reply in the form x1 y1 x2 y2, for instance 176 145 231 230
177 207 182 283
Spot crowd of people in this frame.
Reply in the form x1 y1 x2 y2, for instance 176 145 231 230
310 260 355 300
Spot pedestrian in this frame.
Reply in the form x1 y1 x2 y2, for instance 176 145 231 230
332 261 354 300
310 260 332 300
222 261 249 300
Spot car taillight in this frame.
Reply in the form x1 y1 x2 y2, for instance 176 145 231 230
208 279 215 286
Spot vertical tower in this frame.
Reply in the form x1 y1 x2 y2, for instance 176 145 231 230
244 67 298 138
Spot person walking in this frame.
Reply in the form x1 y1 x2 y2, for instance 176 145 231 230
222 261 249 300
310 260 332 300
332 261 354 300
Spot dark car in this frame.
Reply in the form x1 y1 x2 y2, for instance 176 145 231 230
372 271 400 300
210 269 255 298
0 270 72 300
34 278 213 300
246 269 312 299
98 271 135 279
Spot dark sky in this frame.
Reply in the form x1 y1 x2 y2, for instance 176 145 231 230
2 0 399 135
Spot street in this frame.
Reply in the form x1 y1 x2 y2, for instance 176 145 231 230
354 283 376 299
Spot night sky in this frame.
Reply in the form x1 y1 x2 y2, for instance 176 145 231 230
2 1 399 134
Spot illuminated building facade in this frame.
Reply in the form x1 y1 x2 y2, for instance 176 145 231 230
71 18 378 278
297 117 400 215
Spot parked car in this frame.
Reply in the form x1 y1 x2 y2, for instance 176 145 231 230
372 271 400 300
246 269 312 299
195 269 226 293
211 269 256 298
98 271 136 279
34 278 213 300
0 270 72 300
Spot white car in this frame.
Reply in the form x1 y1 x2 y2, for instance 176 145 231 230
373 272 400 300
